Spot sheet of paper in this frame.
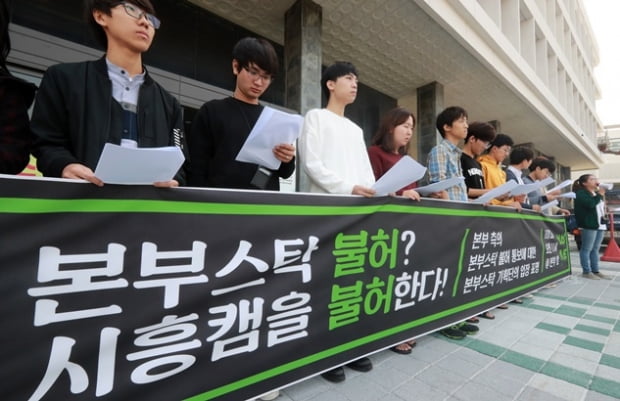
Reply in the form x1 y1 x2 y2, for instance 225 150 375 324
94 143 185 185
540 199 559 212
471 180 519 204
371 156 426 196
557 191 576 199
415 177 465 196
503 177 554 197
509 177 555 196
509 182 544 197
235 106 303 170
547 179 572 193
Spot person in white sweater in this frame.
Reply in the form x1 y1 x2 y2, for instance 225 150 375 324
298 62 375 384
298 62 375 197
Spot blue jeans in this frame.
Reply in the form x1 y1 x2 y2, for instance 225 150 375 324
579 228 604 274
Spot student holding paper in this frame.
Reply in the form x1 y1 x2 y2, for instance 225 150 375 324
426 106 480 339
187 37 295 190
461 121 496 200
478 133 523 209
298 61 374 383
368 107 420 201
426 106 469 202
505 146 538 212
523 157 569 215
505 147 534 186
367 107 421 354
31 0 186 187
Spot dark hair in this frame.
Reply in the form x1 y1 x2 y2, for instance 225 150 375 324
232 37 279 77
509 146 534 165
465 121 496 143
84 0 156 49
436 106 467 138
489 133 514 149
529 157 555 173
573 174 593 191
321 61 358 100
371 107 415 155
0 0 11 72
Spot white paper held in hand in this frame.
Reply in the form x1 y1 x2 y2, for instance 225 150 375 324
547 179 572 193
415 177 465 197
371 156 426 196
235 106 303 170
471 180 519 204
94 143 185 185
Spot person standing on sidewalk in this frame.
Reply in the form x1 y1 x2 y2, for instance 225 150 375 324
368 106 420 355
573 174 610 279
426 106 480 339
298 61 375 383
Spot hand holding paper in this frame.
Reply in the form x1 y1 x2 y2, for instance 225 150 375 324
416 177 465 197
94 143 185 185
540 199 559 213
371 156 426 196
236 106 303 169
557 191 576 199
471 180 518 204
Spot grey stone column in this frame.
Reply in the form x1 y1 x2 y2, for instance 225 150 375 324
284 0 322 115
416 82 444 165
284 0 322 192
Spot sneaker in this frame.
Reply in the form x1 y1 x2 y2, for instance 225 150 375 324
456 322 479 334
321 367 345 383
346 357 373 372
440 326 467 340
583 272 601 280
593 272 611 280
258 390 280 400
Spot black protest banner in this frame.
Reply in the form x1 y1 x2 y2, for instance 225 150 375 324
0 176 570 401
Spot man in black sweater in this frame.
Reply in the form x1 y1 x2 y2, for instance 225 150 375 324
187 37 296 190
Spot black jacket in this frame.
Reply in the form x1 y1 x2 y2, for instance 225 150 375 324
0 69 37 174
31 57 187 184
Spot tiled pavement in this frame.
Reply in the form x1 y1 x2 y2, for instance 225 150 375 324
276 243 620 401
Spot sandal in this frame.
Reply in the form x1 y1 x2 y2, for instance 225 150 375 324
466 317 480 323
391 343 412 355
479 311 495 320
497 304 508 309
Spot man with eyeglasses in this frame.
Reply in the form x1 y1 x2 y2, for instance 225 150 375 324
31 0 186 187
187 37 296 191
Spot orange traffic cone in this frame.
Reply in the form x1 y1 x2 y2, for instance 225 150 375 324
601 213 620 262
601 239 620 262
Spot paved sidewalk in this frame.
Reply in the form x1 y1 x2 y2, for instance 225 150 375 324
277 244 620 401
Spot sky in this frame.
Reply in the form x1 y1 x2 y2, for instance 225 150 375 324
583 1 620 127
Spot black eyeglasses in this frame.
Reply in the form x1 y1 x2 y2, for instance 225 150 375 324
242 66 272 83
116 2 161 29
